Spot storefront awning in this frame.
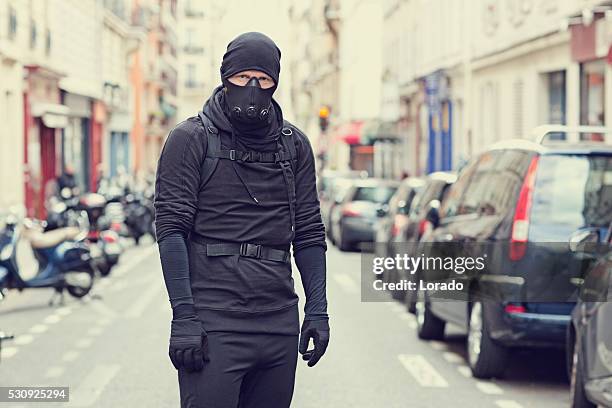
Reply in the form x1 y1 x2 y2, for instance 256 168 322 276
334 121 364 145
31 103 70 129
334 120 400 145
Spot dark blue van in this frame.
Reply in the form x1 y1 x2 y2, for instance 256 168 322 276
415 126 612 379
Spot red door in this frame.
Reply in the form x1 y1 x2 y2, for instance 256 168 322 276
39 122 57 218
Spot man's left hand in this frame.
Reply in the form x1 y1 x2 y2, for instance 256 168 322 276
299 319 330 367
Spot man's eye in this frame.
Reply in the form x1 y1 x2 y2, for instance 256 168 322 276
260 77 270 82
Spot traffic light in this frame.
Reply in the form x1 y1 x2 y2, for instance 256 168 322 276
319 106 330 131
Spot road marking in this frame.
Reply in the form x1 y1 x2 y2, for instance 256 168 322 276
442 351 464 364
457 365 472 378
44 314 62 324
1 346 18 359
44 366 65 378
332 274 359 294
56 306 72 316
70 364 121 407
397 354 449 388
476 381 504 395
429 341 447 351
76 338 93 349
495 400 524 408
29 324 48 334
13 334 34 346
125 281 163 318
62 350 80 362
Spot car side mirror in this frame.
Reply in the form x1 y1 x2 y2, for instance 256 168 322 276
376 204 389 218
569 229 600 253
425 200 441 229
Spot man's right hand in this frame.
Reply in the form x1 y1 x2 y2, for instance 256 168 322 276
169 316 209 372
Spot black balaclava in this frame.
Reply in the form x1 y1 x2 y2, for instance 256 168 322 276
220 32 281 137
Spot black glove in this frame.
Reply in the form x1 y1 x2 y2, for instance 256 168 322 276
169 316 209 372
299 319 330 367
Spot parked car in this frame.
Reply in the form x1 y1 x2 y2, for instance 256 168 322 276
387 172 456 302
567 223 612 408
375 177 425 259
330 179 399 251
321 177 359 243
415 126 612 379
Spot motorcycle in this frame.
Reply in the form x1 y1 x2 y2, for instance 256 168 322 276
123 190 155 245
0 212 97 305
46 190 122 277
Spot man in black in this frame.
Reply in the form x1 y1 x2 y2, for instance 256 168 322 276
154 32 329 408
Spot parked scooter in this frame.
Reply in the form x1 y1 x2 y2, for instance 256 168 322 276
123 189 155 245
0 213 97 305
46 190 122 277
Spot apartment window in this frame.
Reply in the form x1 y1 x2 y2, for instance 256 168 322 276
185 0 204 17
45 29 52 55
186 64 196 88
580 60 606 126
186 28 195 47
30 18 37 49
8 5 17 41
548 71 566 124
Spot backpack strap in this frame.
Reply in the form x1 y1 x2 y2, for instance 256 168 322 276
197 111 220 189
279 122 298 173
277 122 298 239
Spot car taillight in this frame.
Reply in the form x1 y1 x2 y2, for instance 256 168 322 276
510 156 539 261
391 215 408 237
342 204 361 217
504 303 526 314
102 232 119 244
418 219 429 238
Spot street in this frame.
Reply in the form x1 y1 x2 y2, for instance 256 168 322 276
0 241 570 408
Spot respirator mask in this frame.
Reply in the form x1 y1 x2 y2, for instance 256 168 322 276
223 76 276 127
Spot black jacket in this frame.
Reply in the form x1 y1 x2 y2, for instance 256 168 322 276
155 87 327 334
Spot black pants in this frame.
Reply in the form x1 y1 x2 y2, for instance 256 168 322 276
178 331 299 408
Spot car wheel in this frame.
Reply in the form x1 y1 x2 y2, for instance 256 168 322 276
415 289 445 340
570 337 596 408
467 302 508 379
405 273 418 313
338 234 351 251
391 268 405 301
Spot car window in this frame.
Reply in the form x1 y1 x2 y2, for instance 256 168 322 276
440 158 479 218
531 154 612 229
410 181 444 215
457 150 531 216
388 184 409 213
398 187 421 215
352 186 397 204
